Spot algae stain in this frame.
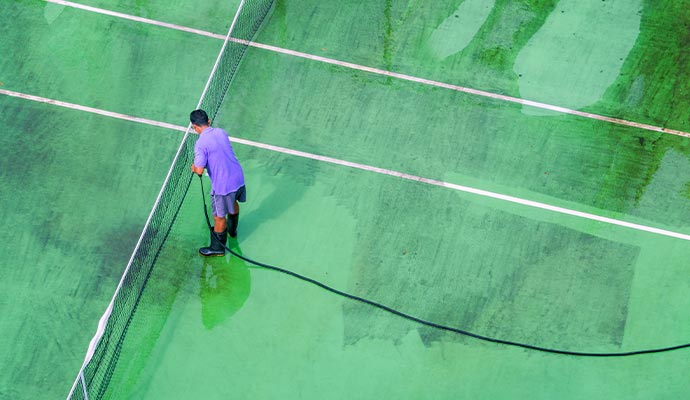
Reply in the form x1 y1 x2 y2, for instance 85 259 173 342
625 74 646 107
274 0 288 42
134 0 153 18
479 46 507 69
467 0 558 94
514 0 642 116
428 0 496 60
382 0 394 73
682 181 690 200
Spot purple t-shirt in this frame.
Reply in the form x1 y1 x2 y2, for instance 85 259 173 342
194 127 245 195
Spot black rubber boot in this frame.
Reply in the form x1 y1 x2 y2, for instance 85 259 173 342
228 213 239 238
199 229 227 257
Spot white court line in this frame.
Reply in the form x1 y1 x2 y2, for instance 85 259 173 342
0 89 185 132
44 0 690 139
3 87 690 242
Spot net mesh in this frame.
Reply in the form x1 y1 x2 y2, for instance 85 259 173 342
68 1 274 398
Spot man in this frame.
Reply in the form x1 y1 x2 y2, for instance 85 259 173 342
190 109 246 256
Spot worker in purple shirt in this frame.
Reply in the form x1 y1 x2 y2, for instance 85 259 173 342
190 109 246 257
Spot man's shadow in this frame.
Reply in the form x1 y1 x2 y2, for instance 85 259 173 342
240 180 307 239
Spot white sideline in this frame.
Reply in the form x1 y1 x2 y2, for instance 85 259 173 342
44 0 690 138
3 87 690 243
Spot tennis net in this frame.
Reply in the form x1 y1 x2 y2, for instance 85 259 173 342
67 1 274 398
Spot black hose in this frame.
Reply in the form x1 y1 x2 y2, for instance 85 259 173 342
197 175 690 357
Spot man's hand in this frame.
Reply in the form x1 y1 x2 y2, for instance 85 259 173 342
191 164 204 176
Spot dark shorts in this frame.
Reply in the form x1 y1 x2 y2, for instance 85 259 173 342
211 185 246 217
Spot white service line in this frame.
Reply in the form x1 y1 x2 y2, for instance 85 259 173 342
44 0 690 139
3 87 690 242
0 89 186 132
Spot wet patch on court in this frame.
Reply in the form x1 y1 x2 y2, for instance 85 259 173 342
342 183 639 351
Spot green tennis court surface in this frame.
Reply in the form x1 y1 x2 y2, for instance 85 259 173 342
1 0 689 399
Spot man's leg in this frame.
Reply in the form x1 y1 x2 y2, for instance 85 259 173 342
199 217 227 257
199 196 229 257
214 215 227 233
228 201 240 238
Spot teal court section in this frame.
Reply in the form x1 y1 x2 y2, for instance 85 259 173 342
1 0 690 399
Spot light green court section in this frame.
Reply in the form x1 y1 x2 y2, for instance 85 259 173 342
427 0 495 59
514 0 643 116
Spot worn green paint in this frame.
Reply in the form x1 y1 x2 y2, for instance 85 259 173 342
2 0 690 399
